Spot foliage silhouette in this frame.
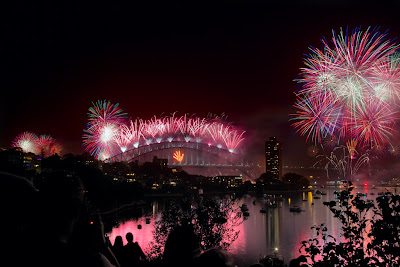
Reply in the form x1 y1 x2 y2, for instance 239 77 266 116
148 195 244 261
298 181 400 266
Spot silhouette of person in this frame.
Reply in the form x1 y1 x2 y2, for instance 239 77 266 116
289 255 308 267
112 236 124 265
26 172 86 266
194 248 234 267
163 225 201 267
0 172 37 266
123 232 146 267
33 172 119 267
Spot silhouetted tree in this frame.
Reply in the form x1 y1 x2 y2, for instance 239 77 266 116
283 172 310 188
149 196 243 261
298 181 400 266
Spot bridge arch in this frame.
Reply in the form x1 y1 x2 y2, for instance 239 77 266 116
107 141 245 166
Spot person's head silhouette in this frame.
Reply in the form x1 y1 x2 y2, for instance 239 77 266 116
114 235 123 247
126 232 134 243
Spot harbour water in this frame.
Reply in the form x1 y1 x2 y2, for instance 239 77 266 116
106 186 385 266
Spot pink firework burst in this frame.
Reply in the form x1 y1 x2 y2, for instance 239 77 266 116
83 100 127 160
37 135 62 157
348 101 397 149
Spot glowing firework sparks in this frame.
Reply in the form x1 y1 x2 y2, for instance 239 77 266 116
12 132 62 157
307 145 319 157
87 100 127 126
346 139 357 159
292 27 400 150
222 130 245 153
314 145 370 181
323 135 338 148
12 131 39 154
83 100 127 159
114 125 131 152
82 101 245 160
387 144 400 156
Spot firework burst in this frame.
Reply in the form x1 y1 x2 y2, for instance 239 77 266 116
12 131 39 154
12 131 62 156
292 27 400 150
83 100 127 159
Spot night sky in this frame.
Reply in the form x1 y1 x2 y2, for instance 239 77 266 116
2 1 400 166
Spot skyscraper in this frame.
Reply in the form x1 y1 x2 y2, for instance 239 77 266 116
265 137 282 180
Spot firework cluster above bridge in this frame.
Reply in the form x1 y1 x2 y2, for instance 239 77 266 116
82 100 245 160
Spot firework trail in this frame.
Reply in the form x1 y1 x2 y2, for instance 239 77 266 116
387 144 400 156
314 145 370 181
222 130 245 153
127 119 144 148
188 117 209 138
142 117 162 140
292 27 400 150
162 113 181 139
114 125 132 152
207 123 225 145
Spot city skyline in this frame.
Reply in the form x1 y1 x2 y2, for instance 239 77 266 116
2 1 400 168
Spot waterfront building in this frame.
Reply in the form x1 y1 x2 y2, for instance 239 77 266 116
265 137 282 180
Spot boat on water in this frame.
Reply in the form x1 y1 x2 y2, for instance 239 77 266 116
260 208 267 213
320 191 327 195
290 206 302 212
313 196 321 199
268 202 278 209
241 204 249 212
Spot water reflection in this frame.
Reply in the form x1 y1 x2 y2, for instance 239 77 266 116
107 216 158 255
106 187 388 266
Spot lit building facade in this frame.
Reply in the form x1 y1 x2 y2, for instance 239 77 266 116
265 137 282 180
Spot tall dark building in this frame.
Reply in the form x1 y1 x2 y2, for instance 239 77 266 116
265 137 282 180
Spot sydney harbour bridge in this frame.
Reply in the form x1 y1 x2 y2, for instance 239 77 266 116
82 101 262 178
106 140 261 178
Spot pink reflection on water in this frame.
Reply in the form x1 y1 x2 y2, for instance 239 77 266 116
106 217 156 255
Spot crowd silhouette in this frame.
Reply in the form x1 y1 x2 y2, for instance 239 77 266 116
1 171 304 267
